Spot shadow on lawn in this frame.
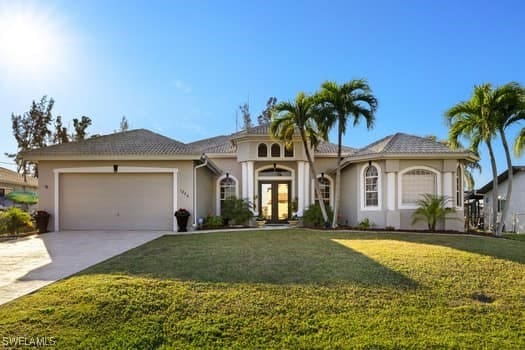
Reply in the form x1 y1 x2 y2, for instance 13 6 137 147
338 231 525 264
83 232 418 288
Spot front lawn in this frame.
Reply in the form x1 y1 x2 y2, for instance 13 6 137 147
0 230 524 349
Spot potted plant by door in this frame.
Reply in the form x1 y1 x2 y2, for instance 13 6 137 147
255 215 266 228
174 208 191 232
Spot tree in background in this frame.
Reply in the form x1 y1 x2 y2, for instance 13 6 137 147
53 116 69 144
119 116 129 132
317 80 378 228
72 116 92 141
7 96 93 177
7 96 55 177
257 97 277 126
239 102 252 130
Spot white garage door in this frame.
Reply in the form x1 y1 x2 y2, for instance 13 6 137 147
60 173 173 230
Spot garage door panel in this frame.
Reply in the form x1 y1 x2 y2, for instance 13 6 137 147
60 173 173 230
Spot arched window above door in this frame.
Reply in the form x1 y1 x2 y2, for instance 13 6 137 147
258 143 267 157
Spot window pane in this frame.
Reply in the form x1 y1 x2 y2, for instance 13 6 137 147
402 169 436 204
271 143 281 157
364 166 379 207
284 145 294 157
258 144 267 157
220 178 236 200
316 178 330 202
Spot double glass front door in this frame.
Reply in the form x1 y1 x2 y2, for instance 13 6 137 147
259 181 290 223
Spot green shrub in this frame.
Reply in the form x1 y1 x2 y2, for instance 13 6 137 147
303 202 333 227
204 216 224 228
358 217 373 229
0 207 32 234
221 197 253 226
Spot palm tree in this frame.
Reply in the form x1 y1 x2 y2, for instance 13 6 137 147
446 84 500 234
317 80 378 228
270 92 330 224
515 127 525 157
492 82 525 235
411 194 457 231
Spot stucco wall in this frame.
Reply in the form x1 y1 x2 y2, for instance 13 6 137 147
195 166 216 224
37 160 195 232
340 164 359 226
339 159 464 231
236 139 305 162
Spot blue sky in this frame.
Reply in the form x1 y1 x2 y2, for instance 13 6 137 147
1 0 524 188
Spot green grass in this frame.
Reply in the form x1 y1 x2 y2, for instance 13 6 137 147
0 230 524 349
503 233 525 242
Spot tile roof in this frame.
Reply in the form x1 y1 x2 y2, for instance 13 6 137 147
22 129 196 157
0 167 38 187
351 133 468 157
187 135 235 153
315 141 356 154
190 125 353 155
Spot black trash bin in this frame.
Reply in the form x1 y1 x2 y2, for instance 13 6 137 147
174 209 191 232
33 211 50 234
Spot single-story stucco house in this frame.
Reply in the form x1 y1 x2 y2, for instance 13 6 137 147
477 165 525 233
21 126 476 232
0 167 38 208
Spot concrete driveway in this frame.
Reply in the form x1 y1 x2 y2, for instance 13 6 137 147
0 231 164 306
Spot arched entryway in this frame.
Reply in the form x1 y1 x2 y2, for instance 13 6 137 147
256 166 294 223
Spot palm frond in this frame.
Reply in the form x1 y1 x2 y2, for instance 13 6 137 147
514 127 525 157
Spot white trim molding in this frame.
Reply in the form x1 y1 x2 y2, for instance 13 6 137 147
360 162 383 211
53 166 179 232
397 165 442 209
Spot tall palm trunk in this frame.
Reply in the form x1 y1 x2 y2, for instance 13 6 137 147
331 121 343 228
486 140 499 234
299 128 329 224
497 129 513 235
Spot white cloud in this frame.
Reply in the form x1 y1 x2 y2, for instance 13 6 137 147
173 79 192 94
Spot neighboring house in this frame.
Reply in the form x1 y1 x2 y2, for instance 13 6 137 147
477 166 525 233
0 167 38 208
22 127 475 232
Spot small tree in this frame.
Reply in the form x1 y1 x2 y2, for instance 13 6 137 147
119 116 129 132
72 116 92 141
221 197 253 226
239 102 252 130
53 115 70 144
257 97 277 125
0 208 32 234
411 194 457 231
303 202 333 228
